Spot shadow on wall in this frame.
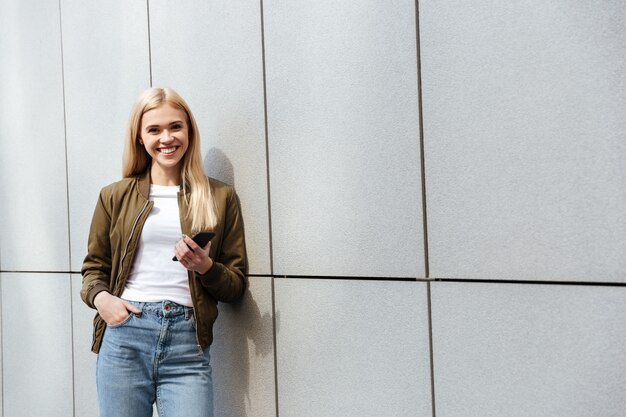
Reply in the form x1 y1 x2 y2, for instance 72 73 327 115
204 147 235 186
204 147 274 416
213 288 274 417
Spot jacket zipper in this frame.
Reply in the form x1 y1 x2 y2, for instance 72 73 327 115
114 200 151 291
91 199 151 352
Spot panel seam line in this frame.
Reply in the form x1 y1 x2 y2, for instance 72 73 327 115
259 0 279 415
414 2 435 413
427 281 437 417
260 0 274 277
1 271 625 287
57 0 76 415
415 0 429 280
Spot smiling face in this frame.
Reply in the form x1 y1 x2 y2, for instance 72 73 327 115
139 104 190 185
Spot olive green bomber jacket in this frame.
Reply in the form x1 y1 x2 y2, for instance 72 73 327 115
81 171 247 353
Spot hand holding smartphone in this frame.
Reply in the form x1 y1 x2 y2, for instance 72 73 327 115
172 231 215 261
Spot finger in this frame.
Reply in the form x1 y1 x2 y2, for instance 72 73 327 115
123 300 141 314
174 244 184 261
175 240 192 260
183 235 200 252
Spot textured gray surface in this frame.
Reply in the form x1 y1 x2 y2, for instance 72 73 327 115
149 0 271 275
275 278 432 417
420 0 626 281
61 0 150 272
0 0 70 271
211 277 276 417
1 273 73 417
2 1 626 416
71 274 98 417
431 282 626 417
264 0 424 277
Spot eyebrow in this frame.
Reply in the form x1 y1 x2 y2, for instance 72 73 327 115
144 120 185 130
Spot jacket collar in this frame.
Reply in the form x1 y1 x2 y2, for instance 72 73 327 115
137 170 151 200
136 169 190 200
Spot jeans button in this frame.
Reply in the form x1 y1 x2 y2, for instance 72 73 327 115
164 304 171 311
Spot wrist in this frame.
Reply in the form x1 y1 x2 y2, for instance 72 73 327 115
196 258 214 275
93 291 111 308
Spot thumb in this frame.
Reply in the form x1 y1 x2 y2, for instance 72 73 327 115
123 300 141 314
203 241 212 252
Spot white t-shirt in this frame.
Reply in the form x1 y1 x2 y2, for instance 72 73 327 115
121 184 192 307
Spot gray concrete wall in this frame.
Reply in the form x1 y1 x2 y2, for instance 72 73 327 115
1 0 624 416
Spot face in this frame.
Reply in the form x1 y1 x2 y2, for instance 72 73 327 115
139 104 189 179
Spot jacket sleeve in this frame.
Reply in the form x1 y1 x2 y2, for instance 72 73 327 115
80 190 113 309
196 187 247 303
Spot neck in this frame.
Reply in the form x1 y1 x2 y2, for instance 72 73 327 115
150 163 181 186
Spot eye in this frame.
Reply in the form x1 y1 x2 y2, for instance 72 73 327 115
147 127 159 134
171 123 183 130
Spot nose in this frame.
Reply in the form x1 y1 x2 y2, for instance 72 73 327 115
160 130 174 143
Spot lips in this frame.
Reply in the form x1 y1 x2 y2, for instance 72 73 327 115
158 146 179 155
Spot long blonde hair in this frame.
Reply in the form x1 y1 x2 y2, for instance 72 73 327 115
122 87 216 232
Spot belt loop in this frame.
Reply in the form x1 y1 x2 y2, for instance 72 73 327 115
186 306 194 320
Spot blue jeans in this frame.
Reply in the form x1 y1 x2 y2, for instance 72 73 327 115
97 300 213 417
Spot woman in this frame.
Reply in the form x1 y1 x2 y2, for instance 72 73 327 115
81 87 247 417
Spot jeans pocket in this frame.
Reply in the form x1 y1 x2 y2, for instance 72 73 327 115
107 313 134 329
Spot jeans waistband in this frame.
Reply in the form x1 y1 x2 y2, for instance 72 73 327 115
125 300 194 319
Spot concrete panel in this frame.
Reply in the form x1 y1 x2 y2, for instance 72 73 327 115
0 0 70 271
71 274 98 416
61 0 151 272
264 0 424 277
431 282 626 417
149 0 270 275
211 277 276 417
420 0 626 281
1 273 73 417
275 278 431 417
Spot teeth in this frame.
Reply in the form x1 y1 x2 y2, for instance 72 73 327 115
160 147 176 154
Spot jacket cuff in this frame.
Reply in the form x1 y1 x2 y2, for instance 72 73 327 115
196 262 227 287
87 284 110 309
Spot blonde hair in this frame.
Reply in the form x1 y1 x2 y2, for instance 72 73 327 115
122 87 217 232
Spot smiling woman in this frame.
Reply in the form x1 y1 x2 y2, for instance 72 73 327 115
139 104 190 184
122 88 218 232
80 87 247 417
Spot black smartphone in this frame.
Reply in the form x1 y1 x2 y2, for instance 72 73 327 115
172 231 215 261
